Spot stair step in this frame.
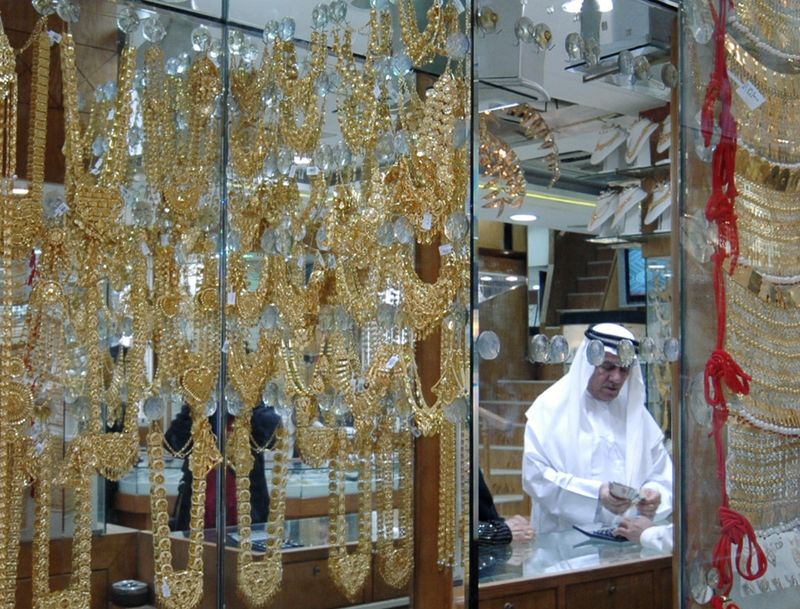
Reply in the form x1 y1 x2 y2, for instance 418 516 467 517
585 260 613 277
493 494 525 504
489 468 522 476
484 444 523 470
594 247 616 262
576 276 607 292
483 426 525 445
481 399 535 406
496 379 553 401
488 444 524 452
567 292 604 310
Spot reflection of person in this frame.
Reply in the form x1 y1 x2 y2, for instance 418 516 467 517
166 404 281 531
478 469 535 544
615 516 673 552
522 323 673 533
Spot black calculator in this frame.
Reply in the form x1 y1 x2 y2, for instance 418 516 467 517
572 525 629 543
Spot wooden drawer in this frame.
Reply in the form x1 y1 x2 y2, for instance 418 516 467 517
565 571 654 609
479 588 556 609
261 558 367 609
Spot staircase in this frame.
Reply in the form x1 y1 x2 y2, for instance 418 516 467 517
560 247 616 319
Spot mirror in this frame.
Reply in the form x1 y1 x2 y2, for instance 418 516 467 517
473 0 678 593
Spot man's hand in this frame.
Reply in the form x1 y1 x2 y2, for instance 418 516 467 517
600 482 633 514
506 514 535 542
636 488 661 520
614 516 653 544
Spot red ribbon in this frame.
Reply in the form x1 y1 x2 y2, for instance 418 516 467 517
712 506 768 596
700 0 767 601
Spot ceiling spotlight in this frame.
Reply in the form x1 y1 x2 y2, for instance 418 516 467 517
505 275 519 282
509 213 538 222
562 0 613 13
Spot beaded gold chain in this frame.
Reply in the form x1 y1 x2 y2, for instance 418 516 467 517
327 430 372 601
376 422 413 589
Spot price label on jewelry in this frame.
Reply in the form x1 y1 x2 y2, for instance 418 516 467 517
227 291 237 305
421 213 433 230
160 233 170 247
439 243 454 256
736 80 766 111
306 166 320 176
385 354 400 369
140 241 151 256
289 164 298 178
222 339 230 353
161 582 171 598
47 30 62 44
54 202 69 217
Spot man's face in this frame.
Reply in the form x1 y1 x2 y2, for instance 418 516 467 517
587 352 631 401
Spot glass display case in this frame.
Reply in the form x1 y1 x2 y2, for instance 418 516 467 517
678 1 800 608
473 0 678 607
2 1 472 608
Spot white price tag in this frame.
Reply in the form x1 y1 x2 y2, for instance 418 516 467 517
160 233 169 247
373 84 382 99
438 244 453 256
421 213 433 231
227 291 237 305
736 80 766 111
120 336 133 348
140 241 151 256
47 30 62 44
289 164 298 178
161 581 171 598
54 202 70 217
222 339 230 353
306 166 320 176
385 354 400 369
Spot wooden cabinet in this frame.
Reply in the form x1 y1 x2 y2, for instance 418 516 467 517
480 588 557 609
479 556 672 609
565 571 654 609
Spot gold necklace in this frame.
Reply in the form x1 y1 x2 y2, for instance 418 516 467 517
328 430 372 601
0 21 49 608
230 418 290 607
376 422 413 589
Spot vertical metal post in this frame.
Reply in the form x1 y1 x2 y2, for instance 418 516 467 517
217 0 231 607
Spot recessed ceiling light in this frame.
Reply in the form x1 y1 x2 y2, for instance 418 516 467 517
531 284 540 291
505 275 519 282
562 0 613 13
509 213 538 222
11 187 28 195
480 276 493 281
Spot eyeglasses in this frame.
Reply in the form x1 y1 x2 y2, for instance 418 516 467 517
597 361 630 376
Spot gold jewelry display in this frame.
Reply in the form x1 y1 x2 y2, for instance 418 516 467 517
479 113 527 215
327 430 372 602
376 422 413 589
2 0 474 604
397 0 458 66
728 417 800 534
507 104 561 187
0 18 50 609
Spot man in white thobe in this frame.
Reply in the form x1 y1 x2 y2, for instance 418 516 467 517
522 323 673 534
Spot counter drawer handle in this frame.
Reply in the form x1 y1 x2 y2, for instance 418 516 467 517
608 584 616 594
312 566 321 576
503 603 514 609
